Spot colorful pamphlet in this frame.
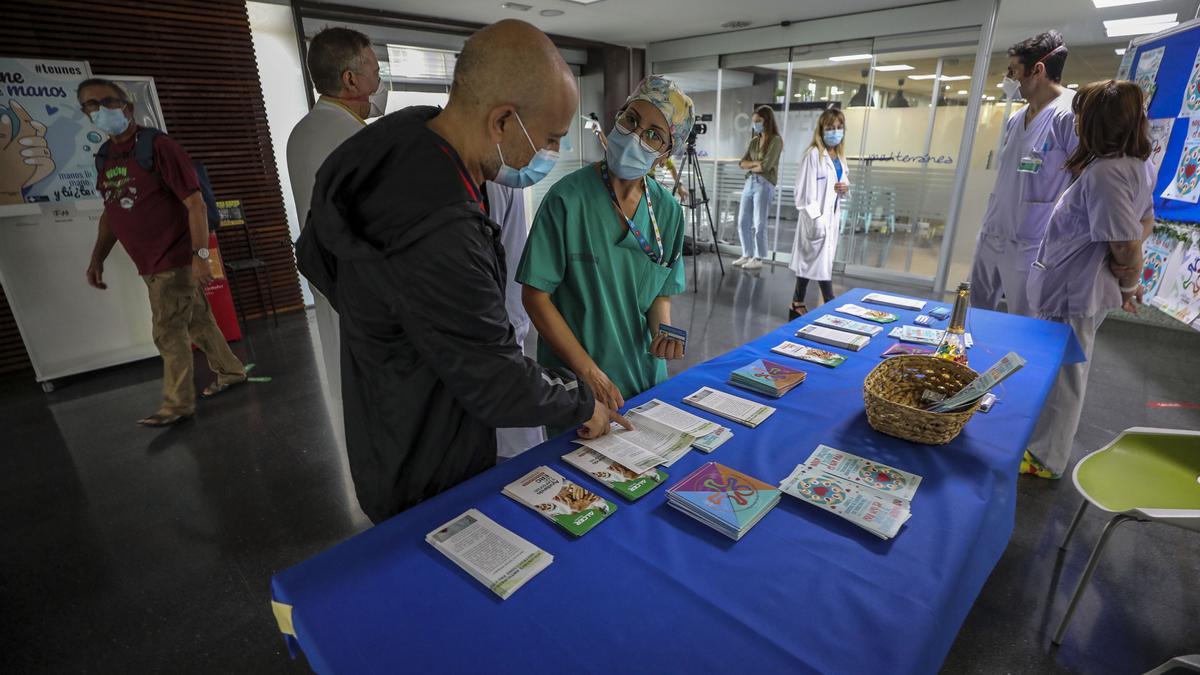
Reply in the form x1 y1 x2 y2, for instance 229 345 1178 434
837 304 899 323
861 292 927 311
880 343 934 358
814 313 883 336
927 351 1026 412
629 399 733 453
561 447 667 501
667 462 780 540
503 466 616 536
426 509 553 599
771 340 847 367
799 445 923 501
683 386 776 428
574 421 695 470
780 465 911 540
728 359 806 398
928 306 951 320
888 325 973 347
657 323 688 350
795 324 870 351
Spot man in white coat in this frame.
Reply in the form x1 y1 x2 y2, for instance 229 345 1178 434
488 183 547 459
287 27 385 401
970 31 1077 317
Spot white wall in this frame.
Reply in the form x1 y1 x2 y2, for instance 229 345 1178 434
247 1 313 305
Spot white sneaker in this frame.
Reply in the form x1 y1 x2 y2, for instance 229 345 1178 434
742 258 763 270
732 256 750 267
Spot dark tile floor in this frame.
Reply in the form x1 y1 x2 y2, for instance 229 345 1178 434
1 254 1197 673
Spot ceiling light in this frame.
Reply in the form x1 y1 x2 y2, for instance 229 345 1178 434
721 20 752 29
1067 83 1079 88
829 54 873 62
985 95 996 101
941 75 971 81
996 83 1004 88
1116 48 1127 55
1104 13 1178 37
819 96 829 101
1093 0 1160 7
957 90 968 95
540 9 564 16
560 0 604 4
501 2 531 10
874 64 914 72
907 74 938 80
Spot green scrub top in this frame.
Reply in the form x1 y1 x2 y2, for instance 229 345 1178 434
516 163 686 408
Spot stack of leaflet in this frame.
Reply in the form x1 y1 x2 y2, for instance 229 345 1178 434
927 352 1026 412
562 447 668 501
889 325 974 348
771 340 847 367
628 399 733 453
426 509 553 599
667 462 780 540
815 314 883 337
728 358 806 398
683 386 776 428
504 466 617 536
837 304 898 324
796 324 870 351
573 419 695 469
779 445 922 540
862 292 927 311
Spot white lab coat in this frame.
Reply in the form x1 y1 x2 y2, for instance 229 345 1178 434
789 146 847 281
286 99 365 402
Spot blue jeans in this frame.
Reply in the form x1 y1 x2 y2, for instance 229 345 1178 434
737 175 773 258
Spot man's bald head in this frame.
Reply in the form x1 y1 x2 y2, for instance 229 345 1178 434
450 19 576 116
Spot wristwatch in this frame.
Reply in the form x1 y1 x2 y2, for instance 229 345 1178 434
193 248 210 260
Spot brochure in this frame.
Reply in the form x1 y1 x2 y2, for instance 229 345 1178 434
889 325 973 348
795 324 870 351
426 509 553 599
574 420 695 470
667 462 780 540
814 314 883 337
728 358 806 398
771 340 847 367
861 292 927 311
683 386 776 428
562 447 667 501
928 351 1026 412
837 304 899 323
628 399 733 453
880 343 934 358
799 445 923 501
503 466 616 536
780 465 911 540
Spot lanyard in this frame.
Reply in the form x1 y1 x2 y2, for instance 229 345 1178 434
599 161 667 266
431 136 486 214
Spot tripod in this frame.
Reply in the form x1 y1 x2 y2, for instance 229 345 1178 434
677 135 724 292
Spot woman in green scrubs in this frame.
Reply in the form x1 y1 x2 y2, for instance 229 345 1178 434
518 76 695 435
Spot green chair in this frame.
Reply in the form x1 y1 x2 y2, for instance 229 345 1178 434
1053 427 1200 646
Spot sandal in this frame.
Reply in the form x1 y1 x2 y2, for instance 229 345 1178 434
202 375 248 399
138 412 191 427
789 302 807 321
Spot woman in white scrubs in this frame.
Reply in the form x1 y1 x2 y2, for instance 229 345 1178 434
733 106 783 271
1022 80 1153 478
789 108 850 319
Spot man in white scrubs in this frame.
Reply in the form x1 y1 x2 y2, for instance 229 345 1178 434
287 27 384 400
970 31 1077 317
487 182 547 459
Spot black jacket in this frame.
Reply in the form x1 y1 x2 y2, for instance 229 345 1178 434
295 106 594 523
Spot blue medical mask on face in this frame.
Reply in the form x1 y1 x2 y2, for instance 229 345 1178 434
823 128 844 148
90 107 130 136
494 110 559 189
605 125 661 180
752 121 764 134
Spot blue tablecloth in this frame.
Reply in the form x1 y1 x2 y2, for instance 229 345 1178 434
271 288 1085 674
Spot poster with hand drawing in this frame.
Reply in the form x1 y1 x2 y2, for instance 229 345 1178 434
1162 119 1200 204
0 57 95 216
1117 48 1136 81
1141 230 1180 302
1148 118 1175 177
1134 46 1165 113
1150 235 1200 326
1180 47 1200 118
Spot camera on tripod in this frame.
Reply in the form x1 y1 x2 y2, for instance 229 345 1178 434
687 123 707 145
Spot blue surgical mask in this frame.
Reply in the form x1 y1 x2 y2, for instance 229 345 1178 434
752 121 764 134
91 107 130 136
605 125 661 180
494 110 559 189
823 129 844 148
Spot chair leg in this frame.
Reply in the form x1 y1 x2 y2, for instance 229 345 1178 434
1053 514 1135 645
261 264 279 327
1143 654 1200 675
1060 500 1089 551
230 272 248 334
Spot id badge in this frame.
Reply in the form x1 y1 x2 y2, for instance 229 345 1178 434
1017 156 1043 173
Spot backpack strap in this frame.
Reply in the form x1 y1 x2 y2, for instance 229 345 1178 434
94 140 111 177
133 127 162 173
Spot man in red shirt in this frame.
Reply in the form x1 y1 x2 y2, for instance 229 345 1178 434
79 78 246 427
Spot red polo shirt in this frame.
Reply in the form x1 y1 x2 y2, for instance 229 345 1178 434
96 127 200 275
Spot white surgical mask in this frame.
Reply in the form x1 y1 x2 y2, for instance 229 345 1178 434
368 79 387 118
1001 77 1022 101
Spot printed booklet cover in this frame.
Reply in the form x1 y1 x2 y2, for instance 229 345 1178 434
771 340 847 367
503 466 616 536
780 465 911 540
837 304 899 323
729 358 807 398
814 314 883 337
667 462 780 540
426 509 553 599
628 399 733 453
562 446 668 501
795 324 870 351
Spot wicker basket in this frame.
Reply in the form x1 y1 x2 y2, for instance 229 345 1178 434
863 355 982 445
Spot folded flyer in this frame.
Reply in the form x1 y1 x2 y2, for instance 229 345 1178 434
799 444 922 501
771 340 847 367
862 292 927 311
562 446 667 501
814 314 883 336
888 325 973 348
837 304 898 324
628 399 733 453
928 351 1026 412
880 343 933 358
683 386 776 428
575 420 695 470
503 466 616 536
780 465 911 540
426 509 553 599
795 324 869 351
728 358 806 398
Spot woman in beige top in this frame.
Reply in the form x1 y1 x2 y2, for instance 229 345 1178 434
732 106 784 270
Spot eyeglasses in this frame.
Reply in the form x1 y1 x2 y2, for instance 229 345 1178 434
80 97 128 114
614 109 670 155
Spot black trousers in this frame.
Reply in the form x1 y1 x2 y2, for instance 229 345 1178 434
793 277 834 304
